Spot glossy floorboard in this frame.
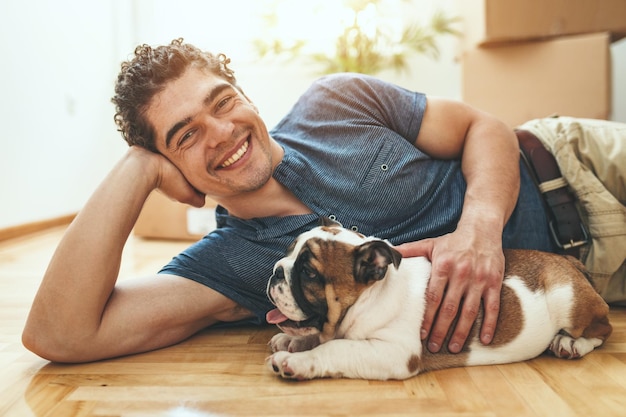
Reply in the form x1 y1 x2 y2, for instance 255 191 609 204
1 226 625 417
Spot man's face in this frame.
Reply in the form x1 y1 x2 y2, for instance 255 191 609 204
146 67 278 198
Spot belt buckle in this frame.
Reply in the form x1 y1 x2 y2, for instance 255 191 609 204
549 221 590 250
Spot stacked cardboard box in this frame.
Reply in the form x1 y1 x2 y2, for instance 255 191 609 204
134 191 218 241
459 0 626 127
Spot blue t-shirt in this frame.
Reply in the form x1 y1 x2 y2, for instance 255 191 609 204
159 73 555 325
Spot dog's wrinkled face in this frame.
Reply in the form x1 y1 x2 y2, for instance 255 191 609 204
266 220 401 338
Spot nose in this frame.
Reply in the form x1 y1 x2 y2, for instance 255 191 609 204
201 116 236 148
274 266 285 281
266 266 285 302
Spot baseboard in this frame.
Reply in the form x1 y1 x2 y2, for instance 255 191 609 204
0 214 76 242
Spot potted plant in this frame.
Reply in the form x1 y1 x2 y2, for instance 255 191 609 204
254 0 460 75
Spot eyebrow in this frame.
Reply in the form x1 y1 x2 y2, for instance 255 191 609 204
164 83 235 149
165 117 192 149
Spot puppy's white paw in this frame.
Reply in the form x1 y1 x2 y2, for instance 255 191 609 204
548 334 603 359
266 351 314 380
269 333 320 353
268 333 290 352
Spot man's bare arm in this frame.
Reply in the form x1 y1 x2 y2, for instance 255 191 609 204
22 147 248 363
397 98 519 353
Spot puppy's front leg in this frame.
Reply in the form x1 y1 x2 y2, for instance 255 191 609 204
269 332 321 353
267 339 420 380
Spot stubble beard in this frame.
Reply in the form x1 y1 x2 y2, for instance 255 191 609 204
218 144 274 194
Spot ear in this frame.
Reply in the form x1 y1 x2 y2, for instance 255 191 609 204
353 240 402 283
320 216 341 227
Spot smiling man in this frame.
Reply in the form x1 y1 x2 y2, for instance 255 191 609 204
146 67 309 220
22 39 626 363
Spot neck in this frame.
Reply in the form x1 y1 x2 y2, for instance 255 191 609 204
211 138 312 219
216 179 312 219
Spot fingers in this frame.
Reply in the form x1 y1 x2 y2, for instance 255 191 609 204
148 151 207 207
395 239 433 259
397 239 441 342
435 288 482 354
425 259 503 354
182 188 207 208
479 286 501 345
399 235 504 354
421 270 446 343
156 183 206 208
424 267 469 354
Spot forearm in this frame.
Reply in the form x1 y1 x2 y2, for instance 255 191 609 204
403 99 520 353
457 115 520 242
416 98 519 237
23 149 158 353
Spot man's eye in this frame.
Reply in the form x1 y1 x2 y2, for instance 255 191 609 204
217 96 232 110
177 130 195 148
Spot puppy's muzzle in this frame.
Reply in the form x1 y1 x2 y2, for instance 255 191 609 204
267 266 286 305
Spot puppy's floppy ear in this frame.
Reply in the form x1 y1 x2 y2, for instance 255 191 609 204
354 240 402 283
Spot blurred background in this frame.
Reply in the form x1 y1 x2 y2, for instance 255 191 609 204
1 0 624 232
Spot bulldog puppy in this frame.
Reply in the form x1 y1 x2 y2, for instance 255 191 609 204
265 220 612 380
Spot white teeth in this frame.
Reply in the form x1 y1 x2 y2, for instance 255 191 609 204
221 140 249 168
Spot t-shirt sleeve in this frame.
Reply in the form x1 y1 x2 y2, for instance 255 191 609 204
274 73 427 145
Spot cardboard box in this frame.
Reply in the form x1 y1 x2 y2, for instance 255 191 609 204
458 0 626 47
134 191 217 241
461 33 611 128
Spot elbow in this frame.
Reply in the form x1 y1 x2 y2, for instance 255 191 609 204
21 328 47 361
22 325 67 363
22 322 93 364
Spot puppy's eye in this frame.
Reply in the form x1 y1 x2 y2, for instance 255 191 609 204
303 264 319 280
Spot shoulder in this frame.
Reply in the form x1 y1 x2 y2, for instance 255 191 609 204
308 73 402 95
300 73 422 115
312 72 376 86
272 73 426 140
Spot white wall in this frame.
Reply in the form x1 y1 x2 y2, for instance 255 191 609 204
0 0 132 229
0 0 624 230
129 0 462 127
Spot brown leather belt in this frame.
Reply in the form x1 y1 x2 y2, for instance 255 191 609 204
515 129 589 258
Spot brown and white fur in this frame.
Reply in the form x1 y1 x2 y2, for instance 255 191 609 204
265 220 612 380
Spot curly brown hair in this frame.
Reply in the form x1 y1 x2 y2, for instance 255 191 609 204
112 38 237 152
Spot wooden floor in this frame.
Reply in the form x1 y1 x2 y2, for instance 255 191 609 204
1 226 626 417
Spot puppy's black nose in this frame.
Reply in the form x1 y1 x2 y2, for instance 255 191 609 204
274 266 285 281
267 266 285 303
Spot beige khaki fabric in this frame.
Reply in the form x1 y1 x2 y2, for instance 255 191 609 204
518 117 626 304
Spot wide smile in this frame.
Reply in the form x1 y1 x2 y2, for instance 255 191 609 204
219 138 250 169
